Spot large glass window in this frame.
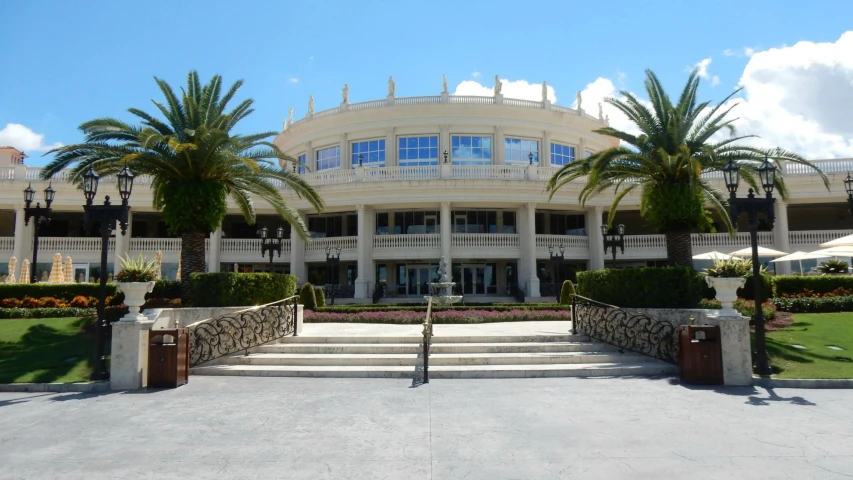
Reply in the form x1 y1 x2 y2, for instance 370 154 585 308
316 146 341 171
549 213 586 235
398 136 439 166
393 211 440 234
550 143 575 166
307 215 345 238
451 135 492 165
352 139 385 168
505 138 539 165
452 210 498 233
297 154 307 174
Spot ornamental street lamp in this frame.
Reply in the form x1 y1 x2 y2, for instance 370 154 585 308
443 150 448 164
325 245 342 305
23 182 56 283
258 225 285 272
844 172 853 214
548 244 566 301
82 164 133 381
601 224 626 267
529 151 534 165
358 154 363 167
722 156 776 376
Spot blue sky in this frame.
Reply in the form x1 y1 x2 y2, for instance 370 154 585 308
2 0 853 165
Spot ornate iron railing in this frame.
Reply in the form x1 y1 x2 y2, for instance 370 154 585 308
187 296 299 367
571 295 678 364
422 297 434 384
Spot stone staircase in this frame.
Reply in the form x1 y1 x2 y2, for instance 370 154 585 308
191 329 677 379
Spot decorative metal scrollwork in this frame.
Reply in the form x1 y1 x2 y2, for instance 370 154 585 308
572 295 678 364
188 296 298 367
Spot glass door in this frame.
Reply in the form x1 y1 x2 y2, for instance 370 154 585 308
406 265 434 296
462 265 485 295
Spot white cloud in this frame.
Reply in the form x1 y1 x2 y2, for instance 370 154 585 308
287 77 299 83
453 78 557 103
723 48 737 57
691 57 720 85
471 70 481 78
0 123 63 152
723 47 757 58
575 77 641 136
743 47 756 57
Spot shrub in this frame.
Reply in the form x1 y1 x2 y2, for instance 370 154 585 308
704 258 758 278
188 273 298 307
698 298 776 321
115 253 158 282
39 297 65 308
314 287 326 308
817 259 849 274
0 307 95 319
0 298 21 308
150 280 182 299
300 283 317 310
738 274 773 303
69 295 90 308
559 280 575 305
0 284 118 301
577 267 704 308
772 275 853 298
773 295 853 313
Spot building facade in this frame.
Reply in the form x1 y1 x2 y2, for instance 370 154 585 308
0 91 849 301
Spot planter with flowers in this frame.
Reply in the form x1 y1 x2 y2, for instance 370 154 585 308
115 254 157 322
703 258 752 316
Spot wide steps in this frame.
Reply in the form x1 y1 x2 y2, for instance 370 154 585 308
279 334 588 344
256 341 616 355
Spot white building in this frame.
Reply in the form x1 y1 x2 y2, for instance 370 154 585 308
0 89 849 301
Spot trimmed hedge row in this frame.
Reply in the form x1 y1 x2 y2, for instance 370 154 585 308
0 280 182 302
772 295 853 313
188 273 297 307
772 276 853 298
577 267 705 308
0 305 127 320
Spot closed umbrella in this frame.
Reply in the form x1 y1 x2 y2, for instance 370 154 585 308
20 259 30 284
154 250 163 280
6 257 16 284
820 233 853 248
770 251 831 274
176 252 181 281
692 251 735 260
64 256 73 283
48 253 64 284
729 246 789 258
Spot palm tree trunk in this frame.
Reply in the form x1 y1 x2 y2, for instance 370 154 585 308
180 230 207 300
664 230 694 267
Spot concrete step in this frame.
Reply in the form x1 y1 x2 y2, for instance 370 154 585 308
228 352 649 367
279 334 588 344
257 341 614 355
191 362 677 379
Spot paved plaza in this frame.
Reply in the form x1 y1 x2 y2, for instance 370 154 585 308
1 376 852 479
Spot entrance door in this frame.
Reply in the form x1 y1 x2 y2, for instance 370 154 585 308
407 265 433 296
462 265 486 295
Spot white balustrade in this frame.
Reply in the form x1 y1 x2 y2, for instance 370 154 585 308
786 159 853 175
690 232 773 248
130 238 182 252
305 236 358 253
624 234 667 249
535 234 589 249
348 99 387 111
26 168 70 182
36 237 115 252
312 107 341 118
451 233 519 249
0 167 15 181
449 95 495 105
504 98 543 108
394 96 442 105
0 237 14 251
373 234 440 250
365 166 439 181
789 229 853 246
220 238 291 254
301 169 356 185
451 165 526 180
536 167 560 181
551 105 578 114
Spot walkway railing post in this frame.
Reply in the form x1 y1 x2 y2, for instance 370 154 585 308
571 294 578 335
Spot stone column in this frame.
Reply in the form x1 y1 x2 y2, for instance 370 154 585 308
304 142 314 172
494 127 505 166
441 201 452 265
703 314 753 386
385 127 396 167
578 137 586 161
774 200 791 275
110 319 154 390
112 211 132 268
523 202 540 298
340 133 350 169
354 204 374 298
12 204 27 278
541 131 551 167
290 212 307 283
587 206 605 270
208 225 222 273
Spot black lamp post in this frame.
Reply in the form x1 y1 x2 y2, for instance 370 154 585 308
844 172 853 214
601 224 626 267
358 154 363 167
325 246 342 305
529 152 534 165
82 164 133 381
444 150 448 164
23 182 56 283
548 244 565 300
722 157 776 376
258 225 285 272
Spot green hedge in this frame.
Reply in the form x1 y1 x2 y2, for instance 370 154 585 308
772 295 853 313
314 304 569 313
559 280 575 305
0 279 182 302
577 267 704 308
299 283 317 310
188 273 297 307
772 275 853 298
314 287 326 308
739 274 773 303
150 280 182 299
0 307 96 319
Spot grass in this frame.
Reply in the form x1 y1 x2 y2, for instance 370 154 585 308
764 313 853 379
0 317 97 384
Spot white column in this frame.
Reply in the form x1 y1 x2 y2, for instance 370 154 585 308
340 133 350 169
441 201 451 265
774 200 791 275
355 204 374 298
12 205 27 278
578 137 586 161
305 142 314 172
290 212 307 283
523 202 540 298
385 127 396 167
587 206 605 270
494 127 505 166
541 131 551 167
112 211 132 268
208 225 222 273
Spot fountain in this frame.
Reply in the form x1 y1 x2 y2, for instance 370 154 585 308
425 257 463 305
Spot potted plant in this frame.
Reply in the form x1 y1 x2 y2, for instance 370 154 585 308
703 258 752 316
115 253 157 322
817 259 849 275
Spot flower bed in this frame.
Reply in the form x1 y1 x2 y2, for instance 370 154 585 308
305 308 571 324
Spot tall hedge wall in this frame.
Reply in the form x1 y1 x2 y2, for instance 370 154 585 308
0 279 183 302
188 273 297 307
772 275 853 298
577 267 704 308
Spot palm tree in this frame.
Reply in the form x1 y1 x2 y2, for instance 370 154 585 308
43 70 324 295
547 69 827 267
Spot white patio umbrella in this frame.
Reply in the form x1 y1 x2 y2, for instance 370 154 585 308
6 257 16 284
770 251 831 274
729 246 789 258
63 256 73 283
692 251 735 260
154 250 163 280
810 246 853 257
48 253 64 284
20 259 30 284
820 233 853 248
176 252 181 281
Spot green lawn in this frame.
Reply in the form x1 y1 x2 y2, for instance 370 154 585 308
0 317 97 384
764 313 853 379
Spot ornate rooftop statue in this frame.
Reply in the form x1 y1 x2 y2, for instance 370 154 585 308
576 91 582 111
288 106 294 124
342 84 349 103
598 102 603 120
308 95 314 114
494 75 502 95
542 81 548 102
388 76 395 97
442 74 448 93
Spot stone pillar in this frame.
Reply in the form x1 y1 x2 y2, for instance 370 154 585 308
385 127 396 167
340 133 350 169
494 127 505 166
208 225 222 273
523 202 540 298
494 93 503 106
112 211 132 268
110 319 154 390
440 125 450 164
587 206 605 270
290 212 307 283
578 137 586 161
703 314 753 386
774 200 791 275
12 205 27 278
541 131 551 167
441 201 451 265
355 204 374 298
304 142 314 172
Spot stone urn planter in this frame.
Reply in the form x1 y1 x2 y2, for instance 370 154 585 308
705 276 746 317
116 281 155 322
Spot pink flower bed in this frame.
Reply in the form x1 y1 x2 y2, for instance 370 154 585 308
304 308 571 324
